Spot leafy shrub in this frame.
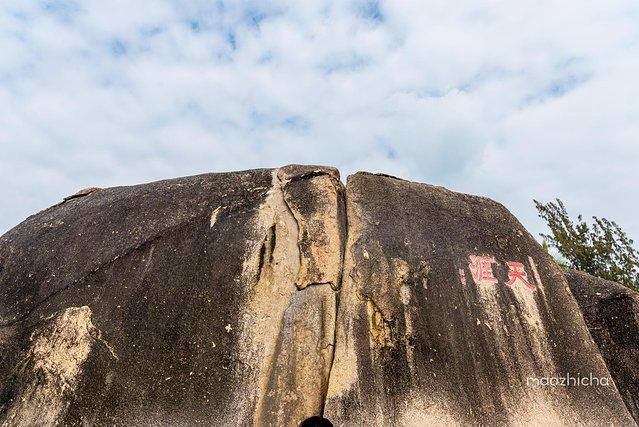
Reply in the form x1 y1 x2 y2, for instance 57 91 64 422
535 199 639 291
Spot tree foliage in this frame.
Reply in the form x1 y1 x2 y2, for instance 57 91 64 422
534 198 639 291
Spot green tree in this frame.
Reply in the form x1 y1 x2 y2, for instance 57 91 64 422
534 198 639 291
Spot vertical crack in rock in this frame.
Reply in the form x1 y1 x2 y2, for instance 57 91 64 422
1 306 112 427
238 166 345 426
319 171 348 417
322 183 363 415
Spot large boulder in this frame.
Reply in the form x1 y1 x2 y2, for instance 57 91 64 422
324 172 632 425
0 166 634 426
564 269 639 423
0 165 345 426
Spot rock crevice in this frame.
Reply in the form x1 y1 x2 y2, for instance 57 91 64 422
239 166 346 425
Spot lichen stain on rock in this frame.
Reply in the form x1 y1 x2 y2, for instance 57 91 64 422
1 306 110 427
366 299 396 355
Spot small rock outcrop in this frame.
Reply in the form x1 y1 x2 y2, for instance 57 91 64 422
0 165 634 426
564 269 639 423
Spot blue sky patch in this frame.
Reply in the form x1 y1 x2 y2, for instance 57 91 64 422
110 39 127 57
1 0 638 245
282 116 311 131
41 0 80 22
321 53 370 75
359 0 383 23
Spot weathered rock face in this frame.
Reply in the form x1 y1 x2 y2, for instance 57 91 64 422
0 165 344 426
324 173 633 426
0 166 634 426
564 269 639 423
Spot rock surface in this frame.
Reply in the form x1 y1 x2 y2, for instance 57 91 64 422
324 172 632 426
0 165 344 426
0 165 634 426
564 269 639 423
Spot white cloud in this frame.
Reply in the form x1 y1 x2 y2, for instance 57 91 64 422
1 0 638 243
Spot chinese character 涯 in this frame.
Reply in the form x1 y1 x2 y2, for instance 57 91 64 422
469 255 497 285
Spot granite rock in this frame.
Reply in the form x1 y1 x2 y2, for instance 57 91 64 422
0 166 634 426
565 269 639 423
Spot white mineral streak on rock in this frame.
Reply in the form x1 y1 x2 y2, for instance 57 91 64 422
209 206 221 228
236 168 341 426
461 254 565 425
3 306 101 427
236 170 301 425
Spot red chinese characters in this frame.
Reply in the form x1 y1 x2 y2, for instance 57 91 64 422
466 256 537 291
468 255 497 285
505 261 536 290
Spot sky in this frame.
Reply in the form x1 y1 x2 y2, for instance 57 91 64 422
1 1 638 244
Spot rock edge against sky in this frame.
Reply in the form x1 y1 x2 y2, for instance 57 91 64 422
0 165 635 426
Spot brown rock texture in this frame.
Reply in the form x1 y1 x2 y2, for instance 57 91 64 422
0 165 344 426
0 165 634 426
324 172 632 426
564 269 639 423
